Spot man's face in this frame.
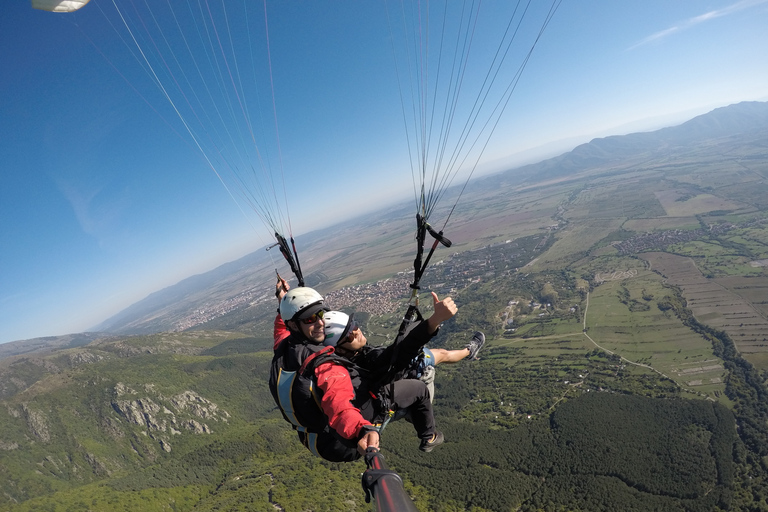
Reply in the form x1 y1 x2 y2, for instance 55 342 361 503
338 327 367 352
298 313 326 343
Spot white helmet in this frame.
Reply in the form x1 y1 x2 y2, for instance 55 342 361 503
279 287 327 322
323 311 356 347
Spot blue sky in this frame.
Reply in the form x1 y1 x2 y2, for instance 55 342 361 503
2 0 767 344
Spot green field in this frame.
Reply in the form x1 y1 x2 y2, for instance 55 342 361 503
584 274 725 399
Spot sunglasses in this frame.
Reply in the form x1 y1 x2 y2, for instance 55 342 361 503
340 321 360 344
300 310 325 325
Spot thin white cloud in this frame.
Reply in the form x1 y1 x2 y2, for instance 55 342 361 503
629 0 768 50
56 177 128 243
59 181 101 236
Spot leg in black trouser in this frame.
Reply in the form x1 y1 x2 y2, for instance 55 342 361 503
390 379 436 440
298 429 360 462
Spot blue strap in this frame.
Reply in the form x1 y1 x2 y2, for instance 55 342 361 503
305 432 321 457
276 369 306 432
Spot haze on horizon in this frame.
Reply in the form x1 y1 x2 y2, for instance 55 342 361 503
2 0 767 344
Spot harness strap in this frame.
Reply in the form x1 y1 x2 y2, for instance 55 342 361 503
375 408 396 435
275 369 306 431
299 345 335 375
303 432 322 458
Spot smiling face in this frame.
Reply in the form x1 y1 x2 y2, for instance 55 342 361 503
336 326 367 353
290 312 326 344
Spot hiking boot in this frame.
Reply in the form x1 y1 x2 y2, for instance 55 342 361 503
419 431 444 452
466 331 485 360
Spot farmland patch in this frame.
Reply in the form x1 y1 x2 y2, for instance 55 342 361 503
531 218 625 270
712 275 768 320
655 191 742 217
623 217 700 232
584 272 725 399
640 252 768 368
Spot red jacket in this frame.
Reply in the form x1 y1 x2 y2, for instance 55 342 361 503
273 315 372 440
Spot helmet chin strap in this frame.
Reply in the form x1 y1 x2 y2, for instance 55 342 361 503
334 339 360 359
285 319 300 332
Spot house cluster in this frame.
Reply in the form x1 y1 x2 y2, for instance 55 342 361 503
426 239 533 285
175 231 555 331
174 289 269 331
324 277 412 315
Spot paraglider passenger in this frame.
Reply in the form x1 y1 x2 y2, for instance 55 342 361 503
322 306 484 401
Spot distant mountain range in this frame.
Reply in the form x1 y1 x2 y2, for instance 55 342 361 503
12 101 768 347
501 100 768 183
0 332 109 361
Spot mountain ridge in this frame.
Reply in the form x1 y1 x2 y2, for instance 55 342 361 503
500 100 768 184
